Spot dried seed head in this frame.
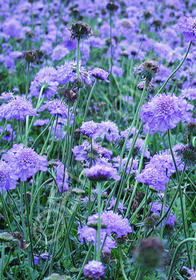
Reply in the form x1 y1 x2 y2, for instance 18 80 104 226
24 50 37 63
58 86 78 104
106 1 119 12
143 213 159 229
69 21 92 40
134 237 164 268
176 145 196 167
186 122 196 144
136 60 159 82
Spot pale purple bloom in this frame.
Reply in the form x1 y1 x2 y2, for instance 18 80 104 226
0 124 16 141
113 156 139 175
78 224 117 254
51 45 69 61
89 67 110 83
84 162 121 181
183 266 196 279
150 202 177 226
0 95 38 121
120 126 139 139
181 88 196 100
0 161 18 193
2 144 48 182
38 99 71 118
107 196 125 213
126 138 151 159
29 67 58 99
72 140 112 166
34 252 52 265
93 120 120 143
3 18 24 38
54 161 69 192
80 120 99 137
83 260 105 279
176 17 196 43
140 93 193 134
57 61 91 85
33 119 50 126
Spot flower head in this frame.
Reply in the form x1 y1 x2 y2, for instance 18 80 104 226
84 162 121 181
69 21 92 40
176 17 196 43
89 67 110 83
0 95 38 121
140 93 193 134
83 260 105 279
2 144 48 182
0 161 18 193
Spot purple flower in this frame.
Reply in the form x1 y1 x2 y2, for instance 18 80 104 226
0 95 38 121
180 88 196 100
80 120 99 137
126 138 151 159
88 211 132 238
183 266 196 279
72 140 112 166
140 93 193 134
33 252 52 265
56 61 91 85
78 224 117 254
54 161 69 192
176 17 196 43
0 124 16 141
38 99 72 118
84 162 121 181
33 119 50 126
150 202 176 226
2 144 48 182
89 67 110 83
0 161 18 193
51 45 69 61
93 121 120 143
113 156 139 175
83 260 105 279
29 67 58 99
3 18 24 38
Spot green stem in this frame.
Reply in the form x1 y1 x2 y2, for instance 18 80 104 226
83 79 97 122
157 41 192 95
77 38 80 80
96 182 102 261
167 238 196 280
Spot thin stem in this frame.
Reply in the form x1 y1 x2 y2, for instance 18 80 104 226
83 79 97 122
157 41 192 95
77 38 80 80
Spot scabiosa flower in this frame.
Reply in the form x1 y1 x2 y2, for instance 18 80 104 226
84 162 121 181
150 201 177 226
183 266 196 279
0 161 18 193
2 144 48 182
113 156 139 175
33 252 52 265
29 67 58 99
0 95 38 121
126 137 151 159
72 140 112 166
78 224 117 254
140 93 193 134
56 61 91 85
181 88 196 100
89 67 110 83
38 99 73 119
83 260 105 279
54 161 69 192
80 120 99 137
51 45 69 61
0 124 16 141
93 120 120 143
176 17 196 43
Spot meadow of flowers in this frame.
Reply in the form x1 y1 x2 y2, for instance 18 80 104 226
0 0 196 279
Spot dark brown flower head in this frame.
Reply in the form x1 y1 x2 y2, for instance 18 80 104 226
134 237 164 269
176 145 196 167
58 86 78 104
69 21 92 40
106 1 119 12
186 122 196 144
25 30 35 38
136 60 159 82
143 213 159 229
24 50 37 63
10 232 28 250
